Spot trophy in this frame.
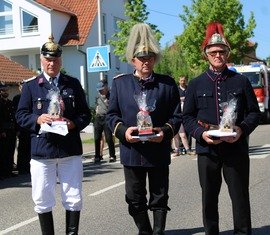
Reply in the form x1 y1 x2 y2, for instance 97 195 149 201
134 91 156 136
206 96 237 138
39 88 68 136
47 88 65 120
219 97 237 133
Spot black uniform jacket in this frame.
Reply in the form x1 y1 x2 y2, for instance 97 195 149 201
106 73 181 167
183 67 261 155
15 73 91 159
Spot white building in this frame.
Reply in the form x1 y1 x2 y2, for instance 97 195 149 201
0 0 132 106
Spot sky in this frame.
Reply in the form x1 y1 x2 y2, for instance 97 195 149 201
144 0 269 60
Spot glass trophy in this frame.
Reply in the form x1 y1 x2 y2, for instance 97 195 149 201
207 97 237 138
47 89 65 121
134 91 156 137
219 97 237 132
39 88 68 136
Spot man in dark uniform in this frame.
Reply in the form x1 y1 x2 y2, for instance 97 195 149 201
106 23 181 234
16 36 91 235
183 22 261 235
0 82 17 179
94 80 116 163
13 81 31 175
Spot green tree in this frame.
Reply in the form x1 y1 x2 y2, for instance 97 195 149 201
266 57 270 66
176 0 256 72
155 44 193 80
108 0 163 62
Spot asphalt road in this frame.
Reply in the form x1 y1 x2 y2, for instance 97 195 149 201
0 124 269 235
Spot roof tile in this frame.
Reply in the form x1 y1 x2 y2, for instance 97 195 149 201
35 0 97 46
0 55 37 83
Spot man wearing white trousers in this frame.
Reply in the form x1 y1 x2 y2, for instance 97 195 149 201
16 36 91 235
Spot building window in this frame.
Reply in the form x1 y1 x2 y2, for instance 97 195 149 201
102 13 107 44
35 53 41 72
0 0 13 36
113 17 122 32
115 56 120 71
21 9 38 34
10 55 29 68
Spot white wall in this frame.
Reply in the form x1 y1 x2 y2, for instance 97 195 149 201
0 0 133 107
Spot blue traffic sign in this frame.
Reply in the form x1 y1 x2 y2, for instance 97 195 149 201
86 45 110 73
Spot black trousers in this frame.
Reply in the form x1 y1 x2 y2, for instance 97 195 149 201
0 130 16 177
94 115 115 158
197 153 251 235
16 130 31 174
124 165 170 216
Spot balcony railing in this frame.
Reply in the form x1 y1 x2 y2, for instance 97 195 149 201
22 25 38 33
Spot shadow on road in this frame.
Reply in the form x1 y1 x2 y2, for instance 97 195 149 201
165 225 270 234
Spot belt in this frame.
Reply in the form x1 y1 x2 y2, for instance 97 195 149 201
197 120 219 130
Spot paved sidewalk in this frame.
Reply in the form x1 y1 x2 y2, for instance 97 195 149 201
80 132 95 156
80 132 120 160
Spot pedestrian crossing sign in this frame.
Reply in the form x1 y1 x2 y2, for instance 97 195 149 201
87 45 110 73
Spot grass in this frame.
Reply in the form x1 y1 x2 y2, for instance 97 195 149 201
82 138 94 144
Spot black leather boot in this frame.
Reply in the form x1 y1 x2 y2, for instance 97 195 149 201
38 211 54 235
66 210 80 235
153 210 167 235
132 211 153 235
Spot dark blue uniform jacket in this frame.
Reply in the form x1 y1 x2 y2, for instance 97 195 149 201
15 73 91 159
183 67 261 155
106 73 181 167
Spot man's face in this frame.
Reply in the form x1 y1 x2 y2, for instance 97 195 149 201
179 77 187 87
131 56 156 78
41 56 62 77
99 86 108 95
0 88 9 99
205 45 229 70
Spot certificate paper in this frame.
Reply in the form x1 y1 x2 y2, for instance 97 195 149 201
40 121 68 136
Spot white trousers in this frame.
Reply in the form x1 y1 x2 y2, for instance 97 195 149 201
30 156 83 214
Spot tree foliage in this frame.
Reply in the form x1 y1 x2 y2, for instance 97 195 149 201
108 0 163 62
155 44 196 80
176 0 256 72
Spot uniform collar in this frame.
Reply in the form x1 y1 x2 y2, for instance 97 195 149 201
43 72 60 84
206 67 229 81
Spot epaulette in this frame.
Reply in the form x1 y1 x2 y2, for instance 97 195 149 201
23 76 37 83
113 73 126 79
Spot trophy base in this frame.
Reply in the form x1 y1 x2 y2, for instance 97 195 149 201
207 130 237 137
131 134 160 141
138 129 154 136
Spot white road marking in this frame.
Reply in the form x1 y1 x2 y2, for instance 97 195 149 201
0 160 124 233
89 181 125 196
190 144 270 160
0 217 38 235
249 144 270 159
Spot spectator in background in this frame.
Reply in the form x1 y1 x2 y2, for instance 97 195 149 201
13 81 31 175
0 82 17 179
172 76 195 156
94 81 116 163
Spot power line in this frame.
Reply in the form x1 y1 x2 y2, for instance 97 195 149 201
147 8 179 18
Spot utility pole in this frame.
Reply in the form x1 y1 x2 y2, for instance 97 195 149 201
97 0 104 82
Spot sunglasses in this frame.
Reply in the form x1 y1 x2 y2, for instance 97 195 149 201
206 50 228 57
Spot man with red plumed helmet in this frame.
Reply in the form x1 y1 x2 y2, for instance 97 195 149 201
183 22 261 234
